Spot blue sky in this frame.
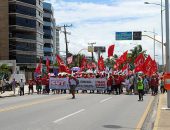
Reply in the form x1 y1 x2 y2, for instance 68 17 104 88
45 0 164 64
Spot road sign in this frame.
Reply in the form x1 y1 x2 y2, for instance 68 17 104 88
88 46 94 52
94 46 106 52
116 32 132 40
133 31 142 40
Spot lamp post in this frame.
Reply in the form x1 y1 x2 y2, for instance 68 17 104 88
165 0 170 108
144 1 165 67
144 30 158 60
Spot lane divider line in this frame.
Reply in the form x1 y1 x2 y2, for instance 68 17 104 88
53 109 85 123
100 97 112 103
0 95 69 113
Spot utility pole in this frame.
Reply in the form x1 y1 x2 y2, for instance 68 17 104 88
165 0 170 108
161 0 164 67
62 24 72 65
153 29 156 60
88 42 96 61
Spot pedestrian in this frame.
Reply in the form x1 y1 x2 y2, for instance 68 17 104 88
69 75 79 99
124 76 130 95
11 78 17 95
28 79 34 95
143 75 149 94
107 76 113 94
137 76 144 101
36 78 42 94
19 79 25 96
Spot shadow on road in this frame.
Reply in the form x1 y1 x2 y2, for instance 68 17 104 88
103 125 135 129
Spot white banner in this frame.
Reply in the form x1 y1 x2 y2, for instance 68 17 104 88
49 78 107 90
76 78 95 90
95 78 107 90
49 78 69 89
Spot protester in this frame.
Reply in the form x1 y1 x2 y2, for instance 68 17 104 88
69 75 79 99
28 79 34 95
137 76 144 101
107 76 113 94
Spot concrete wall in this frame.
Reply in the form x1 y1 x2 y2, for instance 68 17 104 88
0 0 9 60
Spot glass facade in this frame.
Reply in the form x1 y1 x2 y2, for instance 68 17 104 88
9 4 36 16
17 0 36 5
9 16 36 28
9 0 44 66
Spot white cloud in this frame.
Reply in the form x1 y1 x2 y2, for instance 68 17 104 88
45 0 164 64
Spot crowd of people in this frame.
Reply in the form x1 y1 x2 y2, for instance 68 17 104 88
0 72 166 100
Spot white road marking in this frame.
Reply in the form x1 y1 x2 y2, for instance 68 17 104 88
53 109 85 123
100 97 112 103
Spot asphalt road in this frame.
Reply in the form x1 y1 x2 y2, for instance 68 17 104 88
0 93 152 130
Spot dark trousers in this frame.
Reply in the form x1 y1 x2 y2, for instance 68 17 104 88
29 87 34 94
115 85 121 95
20 87 24 96
138 90 143 100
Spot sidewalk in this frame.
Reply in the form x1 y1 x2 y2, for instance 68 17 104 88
153 93 170 130
0 85 37 98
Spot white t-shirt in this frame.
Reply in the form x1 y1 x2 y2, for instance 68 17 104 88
19 82 25 88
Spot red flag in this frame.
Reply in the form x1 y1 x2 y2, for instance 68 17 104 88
134 53 145 72
115 51 128 69
56 55 71 73
121 64 129 76
35 57 42 74
56 55 64 65
67 55 73 64
108 44 115 57
98 56 105 71
46 57 50 73
80 57 87 70
143 55 153 75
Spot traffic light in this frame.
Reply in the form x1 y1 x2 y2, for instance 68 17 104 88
133 31 142 40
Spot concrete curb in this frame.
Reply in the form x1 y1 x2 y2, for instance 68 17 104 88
141 95 159 130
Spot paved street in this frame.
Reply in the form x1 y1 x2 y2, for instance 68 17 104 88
0 94 152 130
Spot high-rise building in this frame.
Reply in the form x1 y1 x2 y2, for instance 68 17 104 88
43 2 56 64
0 0 44 69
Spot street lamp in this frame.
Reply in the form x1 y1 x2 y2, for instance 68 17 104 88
144 30 158 60
144 1 165 66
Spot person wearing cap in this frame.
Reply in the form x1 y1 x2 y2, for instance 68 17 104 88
137 76 144 101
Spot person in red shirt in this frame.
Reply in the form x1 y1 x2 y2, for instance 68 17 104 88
114 75 121 95
150 75 159 96
107 76 113 94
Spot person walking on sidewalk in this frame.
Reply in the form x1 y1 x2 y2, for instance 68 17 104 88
19 79 25 96
69 75 79 99
137 76 144 101
11 78 17 95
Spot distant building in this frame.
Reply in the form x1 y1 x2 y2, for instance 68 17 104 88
43 2 59 64
0 0 44 69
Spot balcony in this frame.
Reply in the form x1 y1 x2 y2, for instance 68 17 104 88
43 13 53 19
44 29 53 35
44 21 53 27
44 47 53 53
44 39 53 44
